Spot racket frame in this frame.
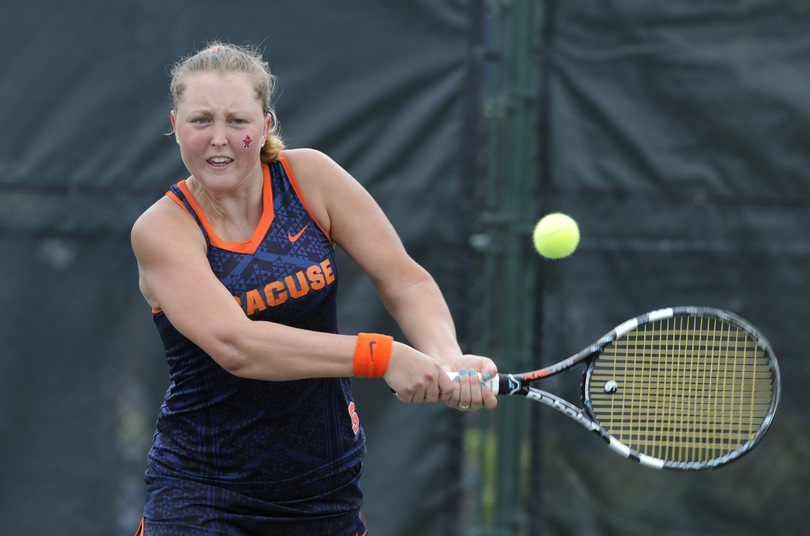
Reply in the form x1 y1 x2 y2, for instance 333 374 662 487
482 306 781 470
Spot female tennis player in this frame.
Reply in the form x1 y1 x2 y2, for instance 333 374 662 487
130 41 497 535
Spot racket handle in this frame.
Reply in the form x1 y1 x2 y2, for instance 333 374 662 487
446 371 501 395
392 371 502 397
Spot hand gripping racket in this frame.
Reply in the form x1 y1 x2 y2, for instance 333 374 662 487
473 306 780 470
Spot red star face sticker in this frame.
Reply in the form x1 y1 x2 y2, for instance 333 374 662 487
242 135 253 148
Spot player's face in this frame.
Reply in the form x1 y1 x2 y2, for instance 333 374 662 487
171 72 271 194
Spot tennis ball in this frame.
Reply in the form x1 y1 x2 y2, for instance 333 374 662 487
532 213 580 259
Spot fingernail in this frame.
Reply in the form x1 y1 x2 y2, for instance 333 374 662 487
460 369 467 376
455 375 460 383
485 373 491 381
470 369 476 377
481 381 486 389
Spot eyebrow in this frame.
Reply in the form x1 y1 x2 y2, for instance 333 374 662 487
183 107 256 117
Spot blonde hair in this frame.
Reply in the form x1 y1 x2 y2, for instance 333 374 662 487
170 41 285 162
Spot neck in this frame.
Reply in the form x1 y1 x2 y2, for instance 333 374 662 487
186 168 265 243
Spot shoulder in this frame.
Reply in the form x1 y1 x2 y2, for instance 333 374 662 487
281 149 360 235
282 148 367 199
131 194 209 309
131 196 182 242
131 195 205 261
282 148 343 177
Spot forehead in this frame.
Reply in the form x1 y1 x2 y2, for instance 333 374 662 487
177 71 261 111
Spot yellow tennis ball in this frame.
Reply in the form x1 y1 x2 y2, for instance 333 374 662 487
532 213 580 259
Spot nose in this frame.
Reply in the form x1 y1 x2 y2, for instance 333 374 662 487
210 124 228 147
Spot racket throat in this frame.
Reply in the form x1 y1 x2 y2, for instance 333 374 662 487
525 387 599 432
494 374 527 396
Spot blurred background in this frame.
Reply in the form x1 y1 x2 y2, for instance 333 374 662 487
0 1 807 534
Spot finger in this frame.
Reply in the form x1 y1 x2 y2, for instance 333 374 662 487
411 385 426 404
482 388 498 409
458 368 472 409
448 372 461 407
468 370 486 407
438 369 455 402
426 377 441 403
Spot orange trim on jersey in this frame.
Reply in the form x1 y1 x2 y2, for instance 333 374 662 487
278 152 332 244
166 190 193 218
358 511 367 535
173 163 276 254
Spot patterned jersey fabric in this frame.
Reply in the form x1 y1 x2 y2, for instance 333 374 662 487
142 154 367 535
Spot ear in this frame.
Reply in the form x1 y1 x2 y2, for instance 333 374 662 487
264 113 273 138
170 110 178 138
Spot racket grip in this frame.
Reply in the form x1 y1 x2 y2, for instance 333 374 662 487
446 371 500 395
391 371 501 397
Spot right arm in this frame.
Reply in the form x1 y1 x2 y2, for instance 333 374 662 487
131 197 447 402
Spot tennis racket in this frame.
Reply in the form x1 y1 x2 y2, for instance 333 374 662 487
471 306 780 471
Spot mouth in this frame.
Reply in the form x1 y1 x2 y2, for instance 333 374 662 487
207 156 233 169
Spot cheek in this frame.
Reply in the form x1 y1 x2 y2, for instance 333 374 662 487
176 128 203 149
238 131 262 150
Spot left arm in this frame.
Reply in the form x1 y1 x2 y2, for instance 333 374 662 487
285 149 497 410
379 269 498 410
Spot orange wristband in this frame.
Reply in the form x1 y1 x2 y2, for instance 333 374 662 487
353 333 393 378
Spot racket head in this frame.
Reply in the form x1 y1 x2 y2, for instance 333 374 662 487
583 306 780 470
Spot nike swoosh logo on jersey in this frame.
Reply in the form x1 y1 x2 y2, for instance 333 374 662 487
288 224 309 242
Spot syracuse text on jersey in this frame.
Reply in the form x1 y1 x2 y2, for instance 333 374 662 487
233 258 336 316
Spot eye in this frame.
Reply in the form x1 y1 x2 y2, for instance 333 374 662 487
231 118 246 125
193 117 210 125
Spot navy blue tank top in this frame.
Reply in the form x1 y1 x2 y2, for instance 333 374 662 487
143 154 366 532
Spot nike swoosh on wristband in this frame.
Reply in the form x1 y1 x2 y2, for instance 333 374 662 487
288 225 309 242
369 341 376 361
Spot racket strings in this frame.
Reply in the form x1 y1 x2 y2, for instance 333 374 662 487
588 315 775 464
